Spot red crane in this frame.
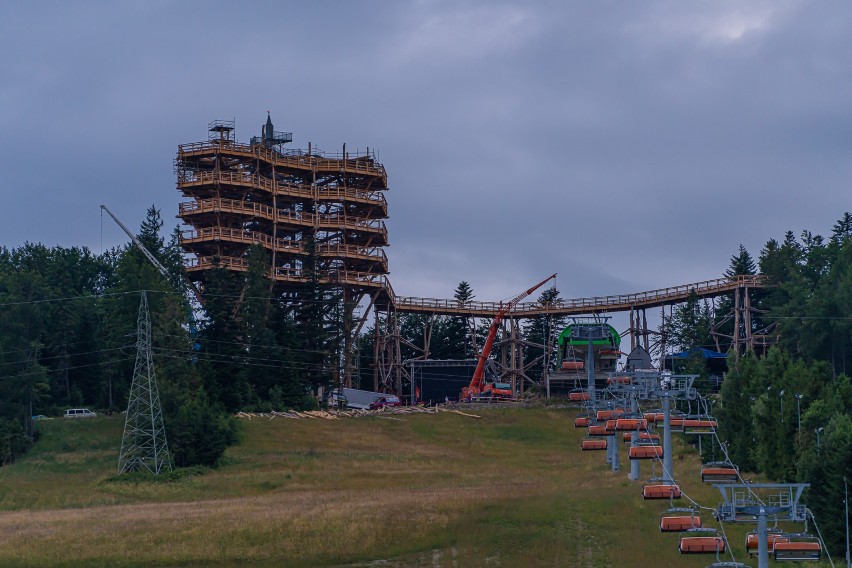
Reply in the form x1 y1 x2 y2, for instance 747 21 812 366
461 273 557 401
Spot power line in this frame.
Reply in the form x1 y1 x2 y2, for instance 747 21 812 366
0 346 134 368
0 290 142 307
0 356 137 382
153 350 338 374
0 338 130 358
156 333 370 360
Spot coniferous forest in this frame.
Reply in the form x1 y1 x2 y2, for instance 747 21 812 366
0 207 850 551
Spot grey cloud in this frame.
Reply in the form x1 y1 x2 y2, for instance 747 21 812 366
1 1 850 304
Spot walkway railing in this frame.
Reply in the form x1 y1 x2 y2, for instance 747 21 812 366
186 255 386 288
386 274 768 317
181 227 387 266
182 256 766 318
177 170 387 209
177 140 387 182
178 198 388 239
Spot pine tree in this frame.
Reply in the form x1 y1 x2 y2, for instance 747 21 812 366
725 244 757 278
431 282 477 359
295 235 334 397
796 413 852 554
713 245 757 352
666 291 713 352
197 259 247 411
239 246 290 409
800 230 830 284
829 211 852 246
167 388 237 468
718 352 759 471
137 205 165 260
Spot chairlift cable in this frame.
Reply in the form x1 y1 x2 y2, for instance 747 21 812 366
807 509 835 568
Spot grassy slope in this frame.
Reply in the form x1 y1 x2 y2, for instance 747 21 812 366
0 409 829 567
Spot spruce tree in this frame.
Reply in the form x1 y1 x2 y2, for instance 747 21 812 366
666 291 713 352
829 211 852 246
197 259 247 411
431 281 477 359
714 245 757 352
295 235 334 398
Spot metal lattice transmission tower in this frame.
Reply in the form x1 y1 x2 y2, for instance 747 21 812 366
117 292 172 475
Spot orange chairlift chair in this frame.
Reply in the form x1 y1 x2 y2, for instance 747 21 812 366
772 534 822 562
682 415 719 435
678 528 726 554
587 424 609 437
669 416 686 433
615 417 648 431
581 438 607 451
606 374 631 385
623 431 660 443
643 479 682 500
660 507 702 532
596 408 626 421
629 444 664 460
643 409 684 424
701 461 740 483
568 388 590 402
745 527 788 558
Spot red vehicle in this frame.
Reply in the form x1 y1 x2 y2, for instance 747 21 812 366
369 395 401 410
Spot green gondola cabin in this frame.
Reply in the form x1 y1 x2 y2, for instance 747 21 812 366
546 320 622 397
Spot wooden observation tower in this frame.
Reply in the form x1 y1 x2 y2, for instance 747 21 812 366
176 115 390 386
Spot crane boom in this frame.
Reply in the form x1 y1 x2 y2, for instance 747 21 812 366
101 205 171 278
462 273 557 400
100 204 204 303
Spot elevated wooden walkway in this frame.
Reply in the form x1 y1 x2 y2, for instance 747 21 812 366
178 198 388 243
187 255 386 289
177 170 387 211
178 140 388 186
384 274 768 317
184 258 765 319
182 227 386 263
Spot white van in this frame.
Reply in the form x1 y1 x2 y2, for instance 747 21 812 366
64 408 97 419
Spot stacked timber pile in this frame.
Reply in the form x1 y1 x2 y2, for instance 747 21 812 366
235 405 481 420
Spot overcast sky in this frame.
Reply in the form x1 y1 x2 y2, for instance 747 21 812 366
2 0 851 307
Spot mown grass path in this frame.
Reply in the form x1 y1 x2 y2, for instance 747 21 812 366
0 408 826 567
